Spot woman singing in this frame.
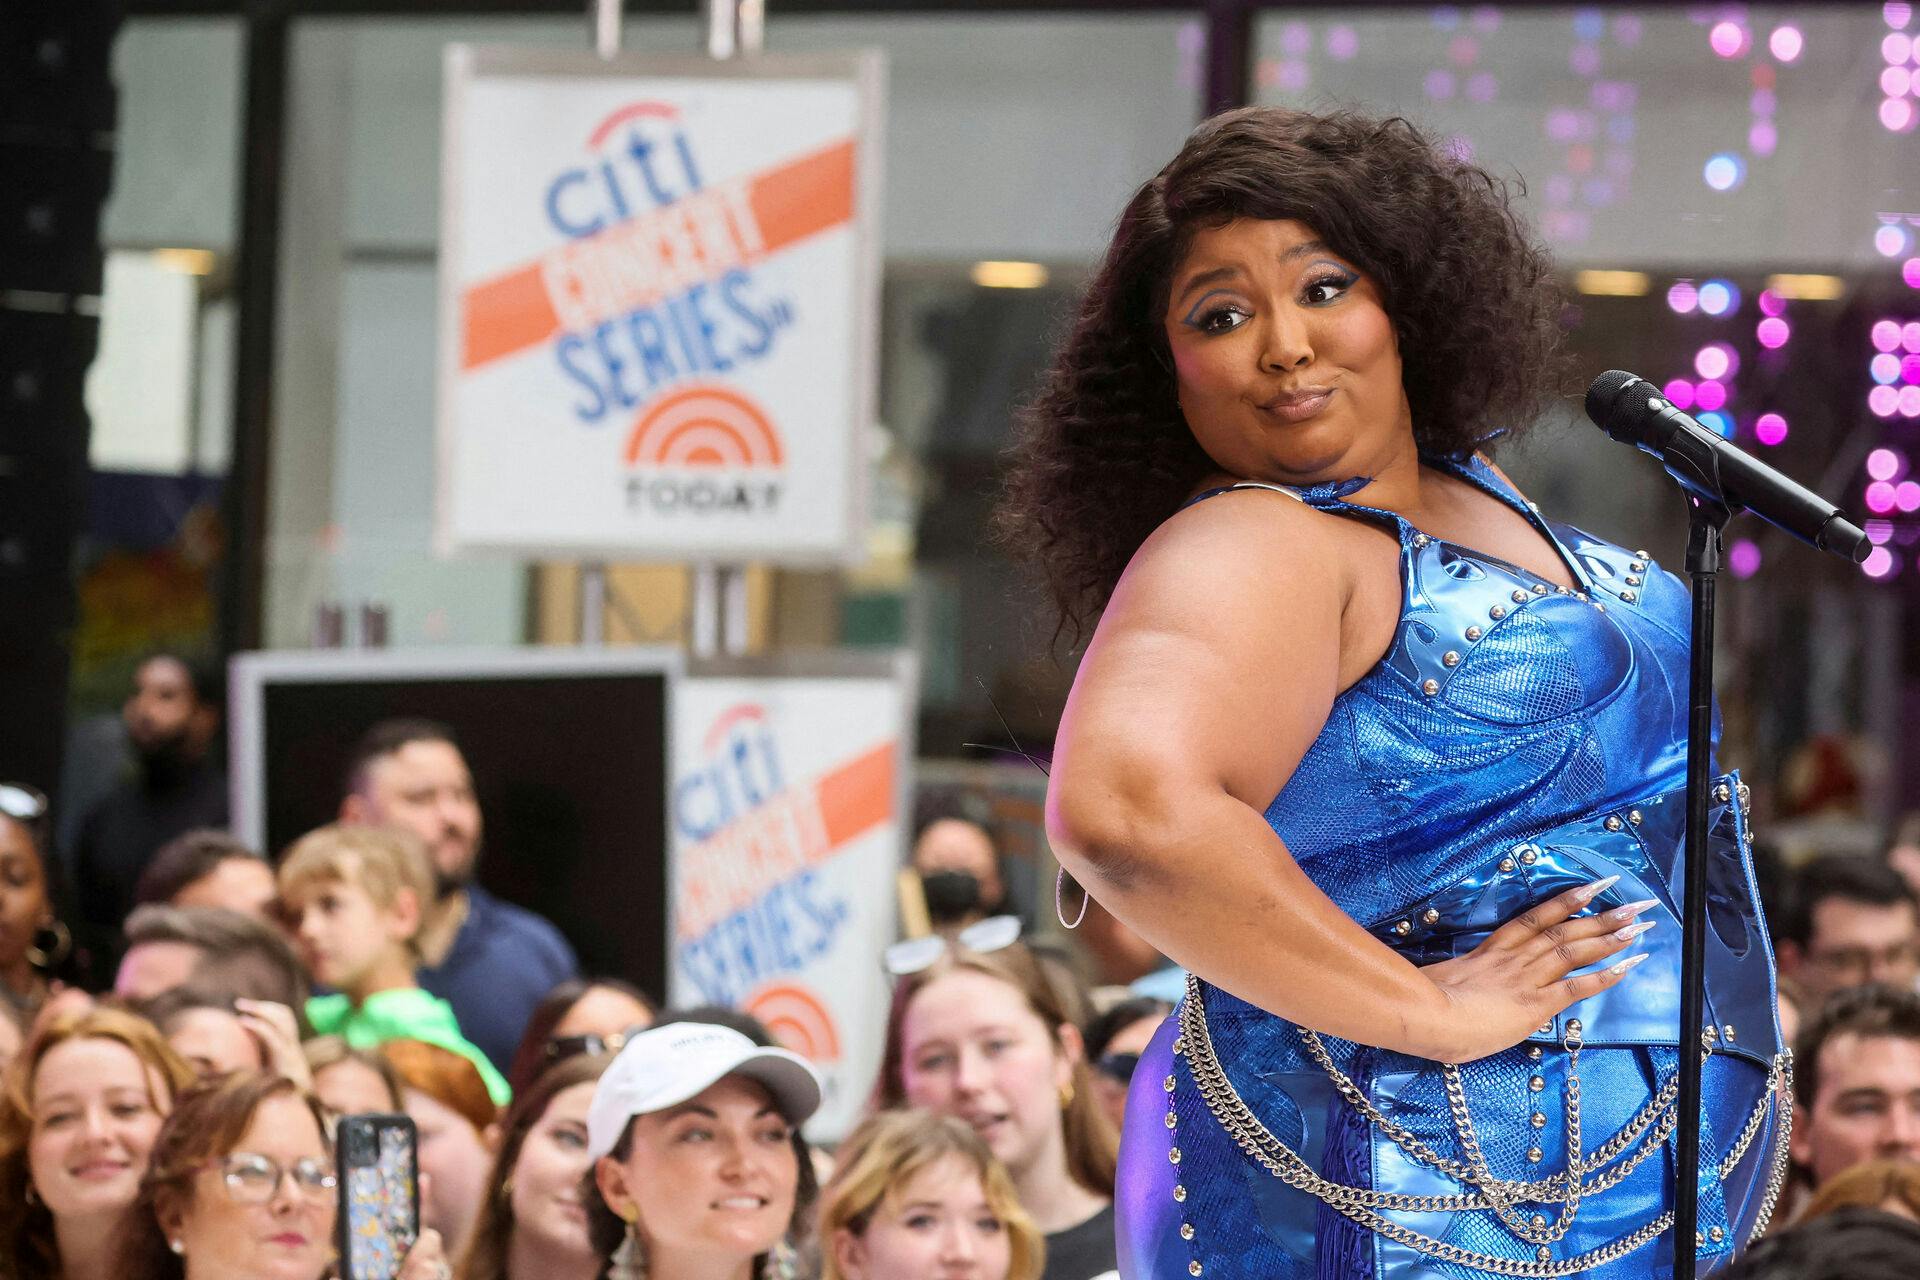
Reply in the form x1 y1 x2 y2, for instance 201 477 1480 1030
1008 108 1788 1277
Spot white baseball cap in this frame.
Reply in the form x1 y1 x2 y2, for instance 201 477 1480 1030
585 1022 823 1162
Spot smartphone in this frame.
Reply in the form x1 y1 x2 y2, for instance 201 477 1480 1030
336 1113 419 1280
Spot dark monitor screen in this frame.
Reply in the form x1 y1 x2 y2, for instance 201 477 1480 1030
247 663 669 999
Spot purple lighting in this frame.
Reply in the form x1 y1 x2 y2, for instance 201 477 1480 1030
1875 353 1903 383
1872 385 1902 416
1754 413 1789 445
1868 447 1903 481
1902 385 1920 416
1711 22 1749 59
1663 378 1697 410
1867 481 1899 513
1888 32 1916 64
1704 154 1745 191
1874 319 1904 351
1862 546 1896 578
1905 321 1920 352
1878 224 1912 257
1891 4 1915 32
1696 380 1729 411
1904 258 1920 288
1906 354 1920 382
1698 280 1740 316
1667 281 1700 314
1728 539 1763 578
1886 66 1914 96
1326 25 1359 61
1757 317 1790 349
1899 481 1920 512
1425 69 1457 100
1759 289 1786 317
1695 344 1737 380
1884 98 1918 133
1769 25 1804 62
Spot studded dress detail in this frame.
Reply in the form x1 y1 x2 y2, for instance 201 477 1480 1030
1114 455 1787 1279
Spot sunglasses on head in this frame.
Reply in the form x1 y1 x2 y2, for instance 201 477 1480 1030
545 1025 646 1064
882 914 1023 976
0 784 48 825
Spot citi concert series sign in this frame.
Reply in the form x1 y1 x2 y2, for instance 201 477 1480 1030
667 661 913 1139
436 47 884 560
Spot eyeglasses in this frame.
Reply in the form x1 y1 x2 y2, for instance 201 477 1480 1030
213 1152 337 1205
545 1025 646 1064
883 915 1023 976
0 783 48 824
1807 942 1920 980
1094 1051 1141 1085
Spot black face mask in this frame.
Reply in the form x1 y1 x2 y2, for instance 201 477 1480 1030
921 869 983 925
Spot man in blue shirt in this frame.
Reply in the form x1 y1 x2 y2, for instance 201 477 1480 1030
338 719 576 1072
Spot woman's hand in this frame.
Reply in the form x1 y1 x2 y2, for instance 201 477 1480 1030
395 1227 452 1280
1418 877 1657 1063
233 999 313 1090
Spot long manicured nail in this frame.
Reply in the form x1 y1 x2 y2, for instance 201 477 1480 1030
1608 899 1661 922
1613 920 1657 942
1609 953 1649 976
1573 875 1621 904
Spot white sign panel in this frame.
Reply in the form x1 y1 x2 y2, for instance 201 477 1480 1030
438 47 884 561
668 660 912 1138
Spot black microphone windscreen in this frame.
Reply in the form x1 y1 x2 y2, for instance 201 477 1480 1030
1584 369 1641 430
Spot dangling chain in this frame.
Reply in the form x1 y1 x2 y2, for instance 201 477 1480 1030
1177 977 1794 1278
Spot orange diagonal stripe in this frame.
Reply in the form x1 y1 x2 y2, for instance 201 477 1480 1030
460 138 856 372
815 741 895 852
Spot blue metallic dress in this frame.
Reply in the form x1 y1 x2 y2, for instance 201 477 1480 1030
1115 455 1790 1279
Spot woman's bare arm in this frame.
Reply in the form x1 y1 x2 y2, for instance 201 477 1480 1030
1046 492 1642 1063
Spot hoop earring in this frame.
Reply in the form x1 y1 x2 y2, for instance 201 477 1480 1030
25 919 70 971
1055 868 1089 930
1059 1078 1076 1110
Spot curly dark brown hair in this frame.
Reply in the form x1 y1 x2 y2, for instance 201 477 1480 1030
998 106 1570 637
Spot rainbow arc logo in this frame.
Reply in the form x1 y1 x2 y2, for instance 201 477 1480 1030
624 384 785 470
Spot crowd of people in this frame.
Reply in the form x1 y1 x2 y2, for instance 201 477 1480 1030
1 650 1918 1278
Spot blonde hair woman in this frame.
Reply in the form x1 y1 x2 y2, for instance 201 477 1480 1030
821 1109 1043 1280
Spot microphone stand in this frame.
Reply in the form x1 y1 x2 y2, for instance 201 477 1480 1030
1674 493 1733 1280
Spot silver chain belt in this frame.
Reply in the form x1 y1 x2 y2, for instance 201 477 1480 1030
1176 976 1793 1277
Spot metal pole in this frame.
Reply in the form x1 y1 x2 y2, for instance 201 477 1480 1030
573 0 625 647
695 0 755 657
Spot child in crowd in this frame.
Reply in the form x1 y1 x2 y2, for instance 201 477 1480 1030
278 824 509 1104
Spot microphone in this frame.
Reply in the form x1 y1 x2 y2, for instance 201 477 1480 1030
1583 370 1870 564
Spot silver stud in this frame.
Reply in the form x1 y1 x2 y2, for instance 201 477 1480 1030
1413 533 1431 547
1629 560 1646 572
1628 809 1642 825
1165 1111 1178 1129
1530 1111 1547 1129
1714 783 1731 803
1709 1227 1724 1243
1165 1075 1177 1092
1532 583 1549 594
1594 602 1607 613
1529 1075 1545 1092
1442 650 1461 668
1422 907 1439 925
1499 857 1516 873
1511 589 1528 604
1575 591 1589 602
1703 1025 1719 1044
1566 1018 1582 1034
1527 1046 1542 1061
1465 626 1483 642
1393 920 1412 936
1625 575 1643 587
1527 501 1540 512
1190 1262 1203 1277
1635 548 1650 558
1169 1147 1181 1165
1421 678 1440 696
1539 1020 1554 1035
1173 1184 1187 1202
1520 849 1539 866
1619 589 1638 603
1604 815 1624 832
1723 1024 1736 1042
1181 1223 1195 1241
1555 585 1571 594
1172 1037 1186 1056
1696 1231 1706 1247
1526 1146 1543 1163
1490 604 1507 620
1537 1246 1551 1263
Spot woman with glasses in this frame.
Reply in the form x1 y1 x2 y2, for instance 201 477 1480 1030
455 1053 609 1280
874 937 1118 1280
0 783 79 1016
119 1070 451 1280
1079 999 1171 1139
503 978 654 1099
0 1007 194 1280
